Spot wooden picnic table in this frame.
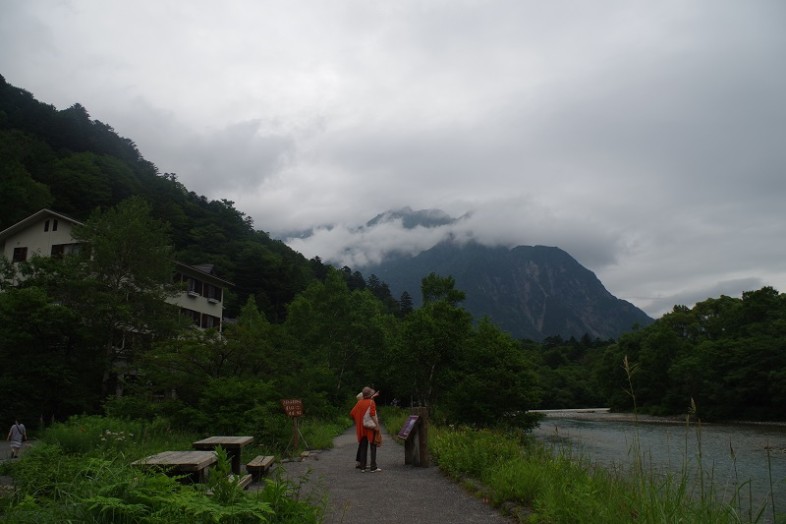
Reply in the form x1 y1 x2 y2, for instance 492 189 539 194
192 436 254 474
131 450 217 483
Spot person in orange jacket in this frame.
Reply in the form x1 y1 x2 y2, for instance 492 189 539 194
349 387 381 472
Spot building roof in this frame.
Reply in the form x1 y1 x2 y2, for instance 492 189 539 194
1 209 235 289
175 262 235 288
0 209 84 243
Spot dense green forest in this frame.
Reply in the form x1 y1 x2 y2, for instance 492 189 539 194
1 74 784 431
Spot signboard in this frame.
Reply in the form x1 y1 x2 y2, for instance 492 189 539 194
397 415 419 440
281 399 303 418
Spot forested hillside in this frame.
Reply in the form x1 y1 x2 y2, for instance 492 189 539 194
0 74 317 321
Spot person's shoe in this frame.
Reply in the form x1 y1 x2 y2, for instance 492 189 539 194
369 467 382 472
360 468 368 472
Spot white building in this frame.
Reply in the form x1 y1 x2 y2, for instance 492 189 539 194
0 209 232 332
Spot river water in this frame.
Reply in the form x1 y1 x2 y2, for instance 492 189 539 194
530 411 786 522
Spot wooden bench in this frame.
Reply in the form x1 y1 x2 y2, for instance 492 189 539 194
246 455 275 480
230 473 254 490
131 450 217 483
207 473 254 495
193 436 254 475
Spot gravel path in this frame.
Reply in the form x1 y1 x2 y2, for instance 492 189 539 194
267 426 515 524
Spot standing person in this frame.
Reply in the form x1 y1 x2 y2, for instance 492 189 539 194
353 389 380 467
349 387 382 472
7 419 27 459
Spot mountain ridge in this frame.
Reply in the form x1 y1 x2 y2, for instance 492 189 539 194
362 238 652 340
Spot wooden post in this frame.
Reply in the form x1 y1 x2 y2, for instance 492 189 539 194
412 406 429 467
403 423 417 465
292 417 299 451
281 399 304 453
399 407 430 467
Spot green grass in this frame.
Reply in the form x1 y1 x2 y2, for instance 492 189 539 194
0 415 325 523
298 418 348 451
4 409 780 523
421 416 783 524
379 401 781 523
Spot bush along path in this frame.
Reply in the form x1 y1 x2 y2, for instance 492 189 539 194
270 425 514 524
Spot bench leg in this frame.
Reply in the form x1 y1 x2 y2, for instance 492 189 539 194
229 452 242 475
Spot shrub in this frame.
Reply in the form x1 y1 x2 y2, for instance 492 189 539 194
103 395 160 420
430 427 522 480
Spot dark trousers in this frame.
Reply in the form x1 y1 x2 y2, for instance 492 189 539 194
356 436 377 469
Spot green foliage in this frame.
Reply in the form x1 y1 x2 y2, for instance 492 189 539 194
283 269 391 400
103 395 161 421
431 427 524 480
421 272 465 306
197 379 274 432
0 285 100 424
597 286 786 420
429 424 766 524
532 335 609 409
392 273 473 407
0 129 53 225
0 415 322 524
254 469 323 524
440 319 541 427
294 417 348 451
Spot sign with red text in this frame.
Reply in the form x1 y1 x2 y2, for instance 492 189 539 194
281 399 303 418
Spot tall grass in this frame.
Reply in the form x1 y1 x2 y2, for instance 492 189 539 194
427 423 778 523
296 418 347 452
0 416 323 523
417 358 784 523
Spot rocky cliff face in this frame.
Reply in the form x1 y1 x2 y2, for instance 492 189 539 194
363 241 652 340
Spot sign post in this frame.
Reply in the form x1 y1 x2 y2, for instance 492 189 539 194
281 399 306 452
398 406 429 467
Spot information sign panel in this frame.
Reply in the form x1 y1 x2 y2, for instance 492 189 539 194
281 399 303 417
398 415 419 440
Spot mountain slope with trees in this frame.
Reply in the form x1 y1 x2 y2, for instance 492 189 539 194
0 74 318 321
363 240 653 340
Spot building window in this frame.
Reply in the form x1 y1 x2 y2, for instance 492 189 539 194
12 247 27 263
187 278 203 295
44 220 50 232
180 308 201 327
53 219 58 231
205 284 223 302
51 243 81 258
201 314 221 329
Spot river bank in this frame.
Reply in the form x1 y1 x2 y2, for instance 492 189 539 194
531 409 786 523
531 408 786 428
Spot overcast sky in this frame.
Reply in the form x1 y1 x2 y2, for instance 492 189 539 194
2 1 785 318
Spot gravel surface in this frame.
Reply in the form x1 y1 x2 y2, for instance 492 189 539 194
266 426 515 524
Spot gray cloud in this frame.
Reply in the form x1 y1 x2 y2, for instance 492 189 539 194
2 0 785 318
